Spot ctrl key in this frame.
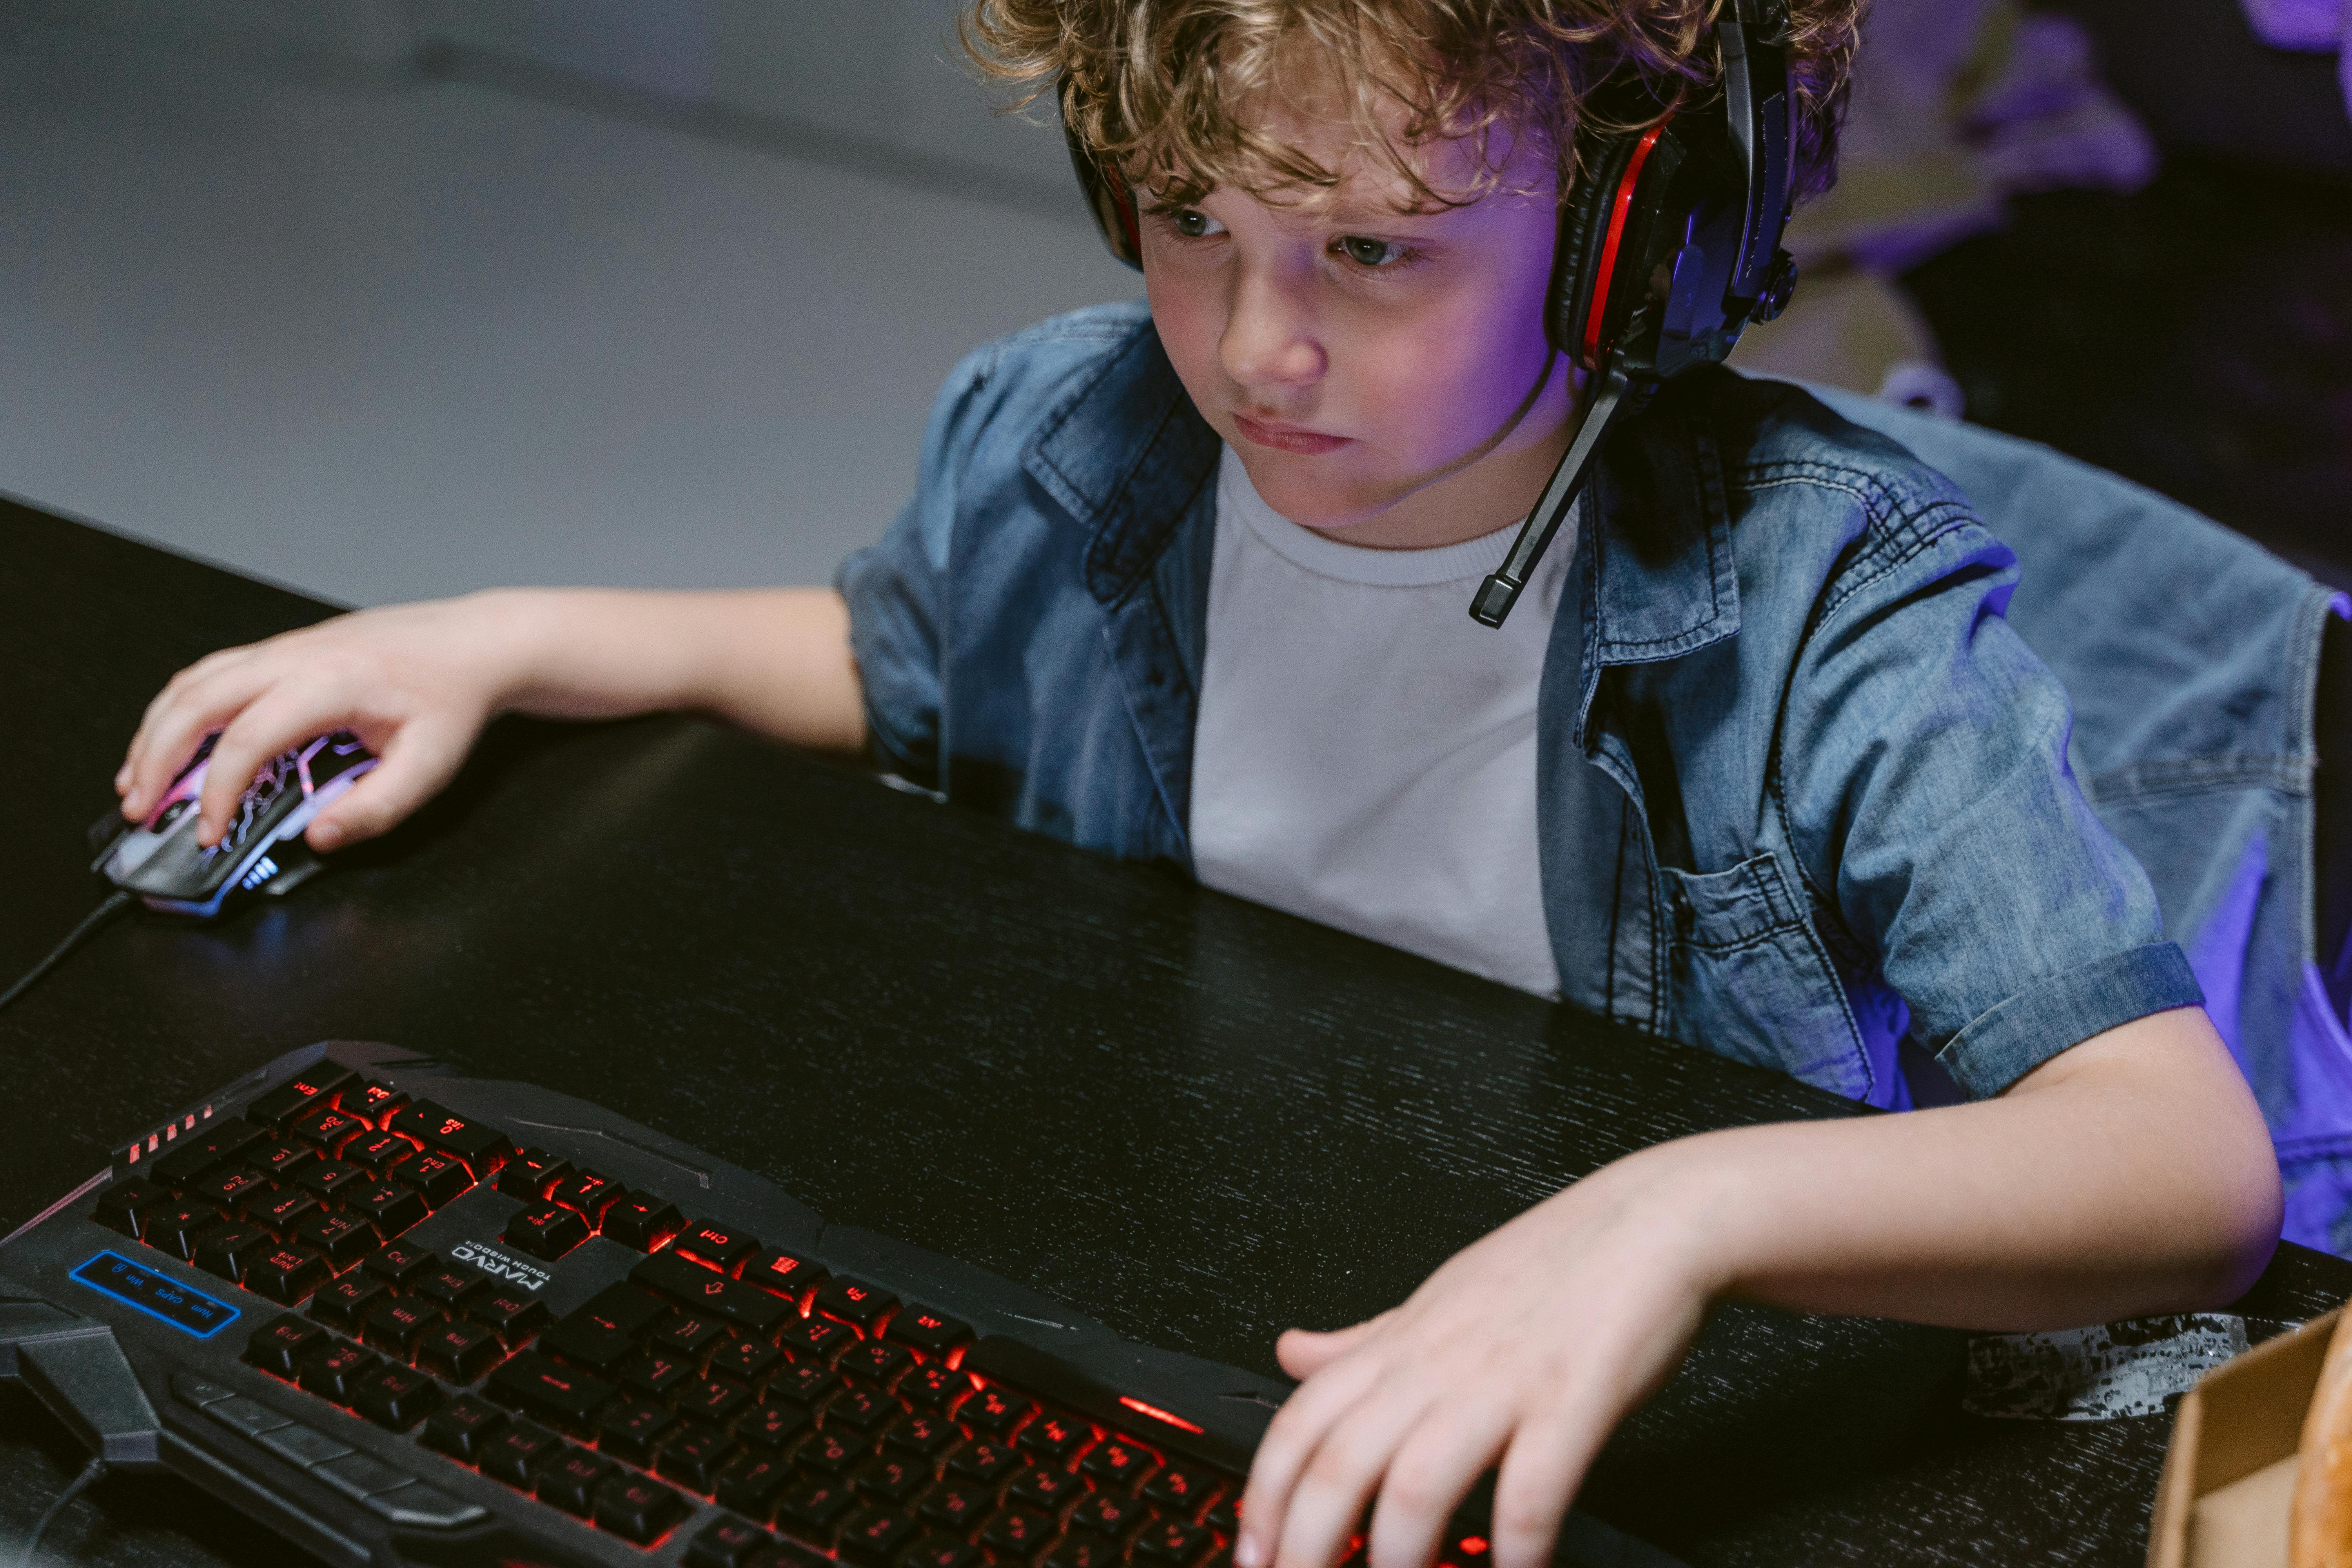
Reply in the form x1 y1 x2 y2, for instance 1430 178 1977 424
594 1471 689 1545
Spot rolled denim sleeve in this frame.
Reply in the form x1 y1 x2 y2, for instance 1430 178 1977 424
835 343 998 790
1782 509 2205 1097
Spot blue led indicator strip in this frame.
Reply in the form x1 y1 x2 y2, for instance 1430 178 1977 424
70 1251 240 1339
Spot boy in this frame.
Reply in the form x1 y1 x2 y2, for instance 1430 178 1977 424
116 2 2281 1565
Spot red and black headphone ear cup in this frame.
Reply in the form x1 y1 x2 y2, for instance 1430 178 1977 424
1549 129 1642 366
1063 123 1144 271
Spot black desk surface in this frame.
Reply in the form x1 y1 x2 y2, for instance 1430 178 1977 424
3 494 2347 1567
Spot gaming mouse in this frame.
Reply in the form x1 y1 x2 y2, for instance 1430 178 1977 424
89 731 379 917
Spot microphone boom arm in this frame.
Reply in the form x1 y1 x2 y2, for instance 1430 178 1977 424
1468 359 1634 628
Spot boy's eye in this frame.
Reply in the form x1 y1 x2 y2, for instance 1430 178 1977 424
1171 209 1223 239
1337 235 1406 267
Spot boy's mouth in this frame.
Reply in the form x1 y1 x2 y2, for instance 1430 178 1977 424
1233 412 1351 456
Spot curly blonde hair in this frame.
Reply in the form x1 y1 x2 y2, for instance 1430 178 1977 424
960 0 1864 212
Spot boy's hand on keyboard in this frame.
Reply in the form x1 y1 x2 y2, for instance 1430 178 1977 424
120 595 521 851
1233 1162 1719 1568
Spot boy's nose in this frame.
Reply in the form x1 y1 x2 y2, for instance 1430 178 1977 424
1219 268 1327 391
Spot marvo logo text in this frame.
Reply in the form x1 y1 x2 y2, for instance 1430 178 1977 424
450 1240 552 1292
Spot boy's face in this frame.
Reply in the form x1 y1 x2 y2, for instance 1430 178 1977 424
1141 99 1576 550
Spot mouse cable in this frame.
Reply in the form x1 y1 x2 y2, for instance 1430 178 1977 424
13 1454 106 1568
0 891 137 1017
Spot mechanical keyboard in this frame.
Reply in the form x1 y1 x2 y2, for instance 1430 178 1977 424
0 1040 1679 1568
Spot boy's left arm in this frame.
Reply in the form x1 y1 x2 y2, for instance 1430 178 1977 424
1234 1004 2279 1568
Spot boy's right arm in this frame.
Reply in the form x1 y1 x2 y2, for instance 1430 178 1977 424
117 587 865 852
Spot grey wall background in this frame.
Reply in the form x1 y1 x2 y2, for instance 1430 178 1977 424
0 1 1134 606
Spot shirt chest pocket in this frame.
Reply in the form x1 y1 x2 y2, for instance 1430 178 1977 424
1657 851 1876 1101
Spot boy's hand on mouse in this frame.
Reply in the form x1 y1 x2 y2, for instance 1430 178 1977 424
1234 1157 1723 1568
118 594 526 853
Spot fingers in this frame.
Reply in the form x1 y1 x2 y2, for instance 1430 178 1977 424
307 715 476 849
1239 1341 1389 1568
1363 1405 1512 1568
193 685 351 845
1278 1319 1381 1380
120 648 270 821
1271 1377 1437 1568
1487 1415 1605 1568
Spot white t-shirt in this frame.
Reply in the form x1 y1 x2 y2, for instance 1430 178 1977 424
1190 447 1574 997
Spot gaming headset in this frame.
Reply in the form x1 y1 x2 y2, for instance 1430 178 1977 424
1063 0 1800 628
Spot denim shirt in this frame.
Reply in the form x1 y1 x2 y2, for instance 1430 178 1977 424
839 301 2207 1111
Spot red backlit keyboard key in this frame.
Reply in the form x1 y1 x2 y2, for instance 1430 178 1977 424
980 1507 1055 1557
714 1451 795 1517
596 1396 677 1464
622 1349 698 1400
545 1293 660 1374
297 1338 382 1403
838 1340 913 1387
853 1453 928 1503
91 1179 171 1242
481 1418 566 1486
345 1180 430 1237
815 1277 897 1334
1143 1466 1213 1513
1020 1411 1091 1463
888 1306 973 1357
919 1482 993 1532
247 1067 355 1128
345 1078 408 1123
244 1243 329 1304
365 1294 446 1356
342 1130 415 1174
193 1221 272 1283
906 1536 978 1568
593 1472 688 1545
1135 1518 1214 1564
417 1316 507 1382
1049 1538 1123 1568
1204 1494 1238 1532
902 1364 964 1409
599 1191 683 1252
384 1100 510 1173
414 1265 490 1315
539 1448 616 1523
1069 1491 1151 1538
141 1200 220 1261
548 1169 623 1225
797 1428 864 1476
352 1360 443 1430
632 1253 793 1336
486 1350 619 1437
310 1274 389 1334
708 1335 783 1384
289 1105 366 1155
650 1308 727 1356
244 1312 327 1377
659 1422 742 1490
691 1515 777 1568
746 1247 827 1298
148 1117 265 1189
241 1185 318 1239
468 1286 554 1346
961 1384 1031 1435
947 1439 1020 1485
394 1150 474 1205
886 1410 958 1456
246 1140 320 1181
292 1209 376 1269
538 1447 617 1517
421 1393 510 1462
505 1202 592 1261
839 1508 918 1564
779 1316 853 1359
1084 1439 1160 1487
497 1149 571 1202
675 1376 754 1425
734 1401 809 1450
192 1167 272 1211
363 1238 436 1285
1009 1465 1082 1509
671 1219 758 1274
778 1475 857 1532
295 1160 367 1204
770 1361 841 1407
829 1384 900 1433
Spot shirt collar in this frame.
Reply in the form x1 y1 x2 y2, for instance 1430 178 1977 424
1023 319 1742 666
